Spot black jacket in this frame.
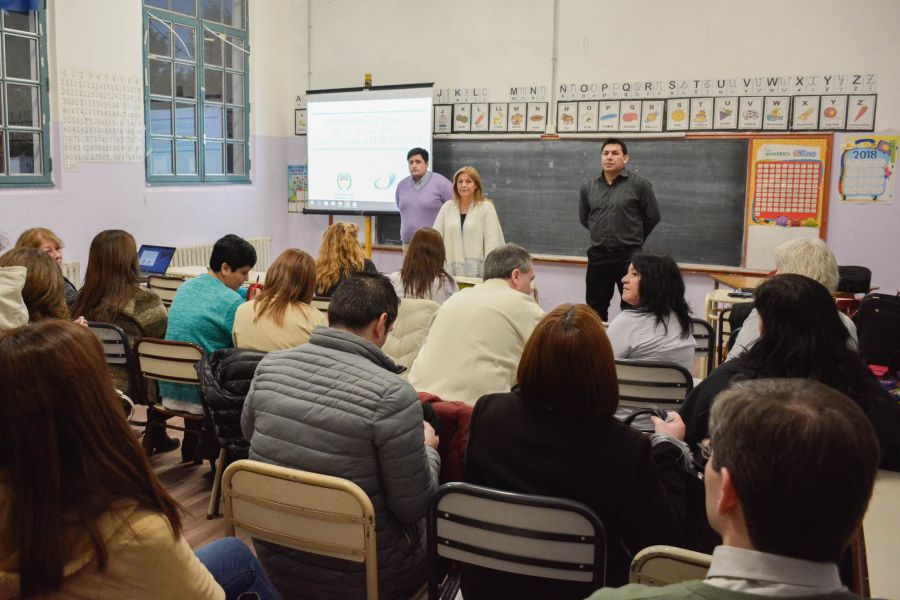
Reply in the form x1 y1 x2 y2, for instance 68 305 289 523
198 347 266 459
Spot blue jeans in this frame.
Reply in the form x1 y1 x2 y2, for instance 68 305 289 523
196 537 282 600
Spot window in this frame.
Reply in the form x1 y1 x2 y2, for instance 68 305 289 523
143 0 249 183
0 5 50 186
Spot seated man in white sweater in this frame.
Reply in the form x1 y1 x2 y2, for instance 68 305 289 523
408 244 545 405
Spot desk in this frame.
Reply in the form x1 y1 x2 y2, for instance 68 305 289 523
704 289 755 366
863 470 900 597
709 273 767 291
167 265 268 282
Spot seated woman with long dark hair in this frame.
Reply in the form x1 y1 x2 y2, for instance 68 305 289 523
465 304 689 593
389 227 458 304
0 320 279 599
680 273 900 471
606 252 695 371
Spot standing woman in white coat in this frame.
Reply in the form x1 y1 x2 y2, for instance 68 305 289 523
432 166 505 278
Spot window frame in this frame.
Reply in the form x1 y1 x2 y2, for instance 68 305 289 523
142 2 250 185
0 3 52 188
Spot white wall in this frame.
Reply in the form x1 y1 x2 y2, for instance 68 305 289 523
2 0 897 315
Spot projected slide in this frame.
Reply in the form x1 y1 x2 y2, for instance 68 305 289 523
306 86 433 214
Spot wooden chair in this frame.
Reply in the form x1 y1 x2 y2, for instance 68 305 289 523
147 275 186 308
311 295 330 316
87 321 142 416
133 338 205 458
427 482 606 600
690 317 714 378
629 545 711 585
614 359 694 432
222 459 378 600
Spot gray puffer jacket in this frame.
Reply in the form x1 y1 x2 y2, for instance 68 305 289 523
241 326 441 600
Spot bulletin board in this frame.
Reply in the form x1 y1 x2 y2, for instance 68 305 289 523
744 135 832 269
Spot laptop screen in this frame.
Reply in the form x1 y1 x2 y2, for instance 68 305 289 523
137 245 177 275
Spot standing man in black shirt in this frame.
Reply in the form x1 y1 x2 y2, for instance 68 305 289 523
579 138 661 321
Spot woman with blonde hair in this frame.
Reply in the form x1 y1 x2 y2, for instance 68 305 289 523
0 246 69 322
314 222 377 297
15 227 77 306
233 248 327 351
388 227 458 304
432 166 505 278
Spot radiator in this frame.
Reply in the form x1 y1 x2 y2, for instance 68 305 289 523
61 261 81 288
171 236 272 270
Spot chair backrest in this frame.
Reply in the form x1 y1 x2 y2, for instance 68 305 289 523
88 321 140 398
147 275 186 307
629 545 711 586
311 296 330 315
222 459 378 600
614 359 694 409
690 318 714 378
134 338 204 386
427 482 606 599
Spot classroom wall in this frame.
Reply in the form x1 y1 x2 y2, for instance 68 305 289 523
1 0 897 316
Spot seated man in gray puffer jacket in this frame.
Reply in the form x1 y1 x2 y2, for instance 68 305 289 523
242 272 441 600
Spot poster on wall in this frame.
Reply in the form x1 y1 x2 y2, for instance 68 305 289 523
294 109 307 135
666 99 688 131
598 101 619 131
820 95 848 130
557 101 578 132
713 97 738 129
846 95 877 131
762 96 790 130
434 105 452 133
836 133 897 204
288 165 307 213
747 137 828 227
618 100 641 131
526 102 547 132
489 103 508 132
689 97 713 130
471 103 489 132
508 103 527 132
578 101 599 131
641 100 664 132
791 96 820 130
738 97 763 129
453 104 472 132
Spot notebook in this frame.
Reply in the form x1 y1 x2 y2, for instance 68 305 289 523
137 245 177 279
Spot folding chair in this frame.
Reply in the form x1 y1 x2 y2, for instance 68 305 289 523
147 275 186 308
133 338 205 458
629 545 711 585
614 359 694 432
222 459 378 600
427 482 606 600
87 321 143 415
690 318 714 378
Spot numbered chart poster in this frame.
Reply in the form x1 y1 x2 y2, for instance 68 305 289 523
666 98 689 131
488 103 508 132
747 137 828 227
846 95 877 131
453 104 471 132
689 97 713 130
508 103 527 132
557 101 578 132
434 105 452 134
762 96 790 130
738 97 764 130
791 96 820 130
526 102 548 132
618 99 642 131
837 133 897 203
578 101 599 131
598 101 620 131
819 95 848 130
471 103 489 132
713 97 738 129
641 100 664 132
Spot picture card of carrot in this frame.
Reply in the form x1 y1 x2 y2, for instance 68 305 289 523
471 103 489 132
526 102 548 133
508 102 527 132
846 95 876 131
689 97 713 130
488 103 508 132
666 98 689 131
640 100 664 133
557 101 578 133
618 100 642 132
713 97 738 130
578 101 599 132
762 96 790 130
453 104 471 132
791 96 820 130
598 101 620 131
819 95 848 130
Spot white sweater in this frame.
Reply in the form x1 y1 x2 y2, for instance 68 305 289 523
432 200 505 278
0 266 27 331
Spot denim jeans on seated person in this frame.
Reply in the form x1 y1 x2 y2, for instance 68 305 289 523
195 536 282 600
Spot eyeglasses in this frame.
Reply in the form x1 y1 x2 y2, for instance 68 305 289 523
699 439 713 461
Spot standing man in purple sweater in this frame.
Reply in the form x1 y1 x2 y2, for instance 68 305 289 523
395 147 453 251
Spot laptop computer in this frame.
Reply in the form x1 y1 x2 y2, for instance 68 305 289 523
137 245 177 280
